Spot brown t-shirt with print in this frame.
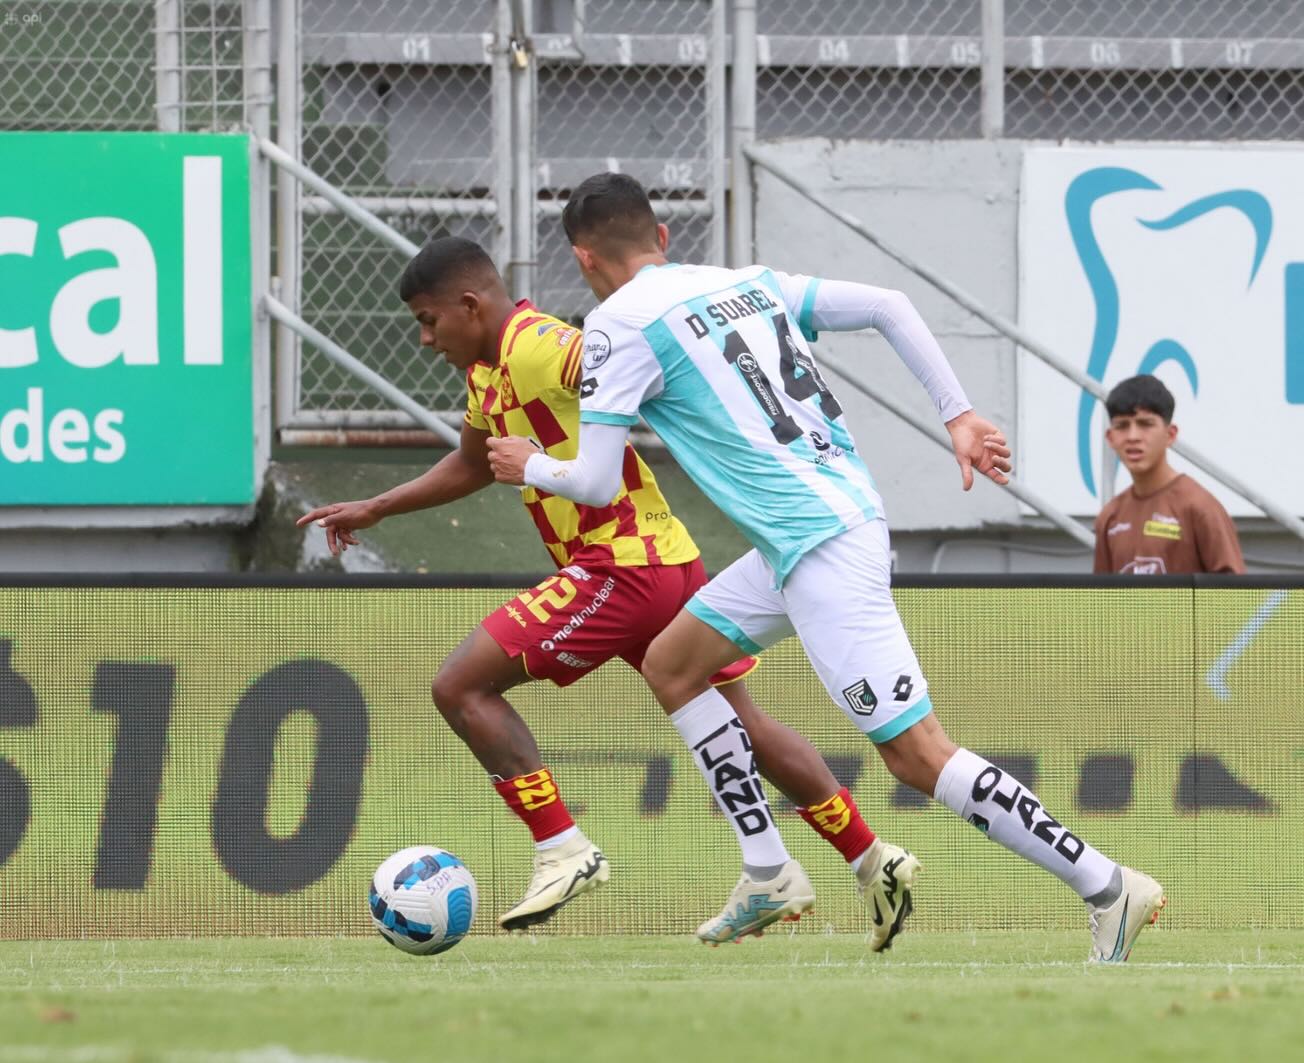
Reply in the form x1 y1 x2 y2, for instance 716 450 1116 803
1093 474 1246 574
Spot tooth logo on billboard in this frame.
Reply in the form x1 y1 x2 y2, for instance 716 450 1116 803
0 133 253 505
1018 148 1304 518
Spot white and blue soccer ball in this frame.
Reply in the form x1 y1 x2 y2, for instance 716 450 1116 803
368 846 478 955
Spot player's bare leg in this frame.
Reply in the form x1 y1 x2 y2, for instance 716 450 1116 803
432 626 608 930
719 681 837 807
872 710 957 797
719 679 919 950
431 625 539 778
877 710 1164 961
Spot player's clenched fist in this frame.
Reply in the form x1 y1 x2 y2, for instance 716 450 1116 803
485 435 538 486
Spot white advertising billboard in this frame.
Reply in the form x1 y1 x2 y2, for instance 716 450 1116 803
1018 147 1304 518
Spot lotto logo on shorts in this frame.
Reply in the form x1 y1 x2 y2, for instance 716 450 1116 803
513 769 559 811
808 793 851 835
841 678 878 717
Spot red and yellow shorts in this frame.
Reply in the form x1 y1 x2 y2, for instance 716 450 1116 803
482 558 758 688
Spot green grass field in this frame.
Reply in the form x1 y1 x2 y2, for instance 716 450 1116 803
3 931 1303 1063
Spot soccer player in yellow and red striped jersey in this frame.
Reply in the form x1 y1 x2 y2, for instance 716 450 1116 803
464 301 696 576
298 237 904 942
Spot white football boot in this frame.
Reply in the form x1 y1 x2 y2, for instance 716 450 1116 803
696 859 816 945
498 833 610 931
1088 865 1166 962
855 839 921 952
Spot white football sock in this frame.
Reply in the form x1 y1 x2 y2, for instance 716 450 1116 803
669 689 791 870
534 825 579 852
933 748 1117 900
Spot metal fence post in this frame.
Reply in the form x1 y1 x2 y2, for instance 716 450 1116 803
244 0 274 492
493 0 515 273
709 0 727 265
274 0 302 435
981 0 1005 138
155 0 182 131
509 0 535 302
729 0 757 267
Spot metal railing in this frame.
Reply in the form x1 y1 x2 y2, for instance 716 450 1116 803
254 135 459 446
15 0 1292 542
739 143 1304 545
242 0 1304 547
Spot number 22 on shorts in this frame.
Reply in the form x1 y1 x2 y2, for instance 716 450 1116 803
517 575 578 622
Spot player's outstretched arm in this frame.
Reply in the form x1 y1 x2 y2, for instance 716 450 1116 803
486 421 630 506
945 410 1012 491
295 423 495 554
801 279 973 424
791 275 1014 489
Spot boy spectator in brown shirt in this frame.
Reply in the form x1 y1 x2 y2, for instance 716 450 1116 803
1094 375 1246 574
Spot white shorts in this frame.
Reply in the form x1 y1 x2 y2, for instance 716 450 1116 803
686 519 932 743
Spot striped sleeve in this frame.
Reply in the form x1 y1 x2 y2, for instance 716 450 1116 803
463 367 491 430
559 332 584 390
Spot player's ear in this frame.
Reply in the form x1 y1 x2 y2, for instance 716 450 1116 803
1167 422 1178 445
655 223 669 253
571 244 594 272
459 289 480 316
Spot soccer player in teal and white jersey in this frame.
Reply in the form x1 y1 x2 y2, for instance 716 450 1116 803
487 173 1166 961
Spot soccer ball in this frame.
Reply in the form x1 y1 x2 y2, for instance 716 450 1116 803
368 846 478 955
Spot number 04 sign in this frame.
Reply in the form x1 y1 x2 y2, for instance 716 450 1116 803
0 133 254 505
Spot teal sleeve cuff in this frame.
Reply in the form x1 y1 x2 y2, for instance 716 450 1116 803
579 410 640 426
685 597 765 656
798 278 821 342
866 694 933 744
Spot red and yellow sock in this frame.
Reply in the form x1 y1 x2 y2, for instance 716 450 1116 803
493 767 576 843
798 787 875 863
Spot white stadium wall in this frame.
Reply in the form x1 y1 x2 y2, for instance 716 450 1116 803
753 138 1304 573
753 139 1025 537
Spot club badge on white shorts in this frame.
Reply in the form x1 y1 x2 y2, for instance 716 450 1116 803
842 678 878 717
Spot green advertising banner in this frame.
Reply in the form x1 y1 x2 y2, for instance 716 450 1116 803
0 584 1300 939
0 133 253 504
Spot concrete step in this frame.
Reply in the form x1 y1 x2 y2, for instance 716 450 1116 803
243 448 752 576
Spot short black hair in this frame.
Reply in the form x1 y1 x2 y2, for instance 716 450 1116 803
1105 374 1176 423
561 172 659 254
398 236 499 303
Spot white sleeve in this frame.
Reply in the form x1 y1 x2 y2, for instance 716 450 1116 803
522 420 630 506
767 269 824 342
576 308 663 425
773 272 972 423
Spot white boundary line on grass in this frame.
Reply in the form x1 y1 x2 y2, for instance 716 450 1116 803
0 1048 380 1063
873 960 1304 970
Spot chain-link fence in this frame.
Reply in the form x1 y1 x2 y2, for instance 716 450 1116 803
280 0 1304 430
7 0 1304 433
0 0 245 133
1004 0 1304 139
532 0 723 319
289 0 502 425
756 0 983 140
